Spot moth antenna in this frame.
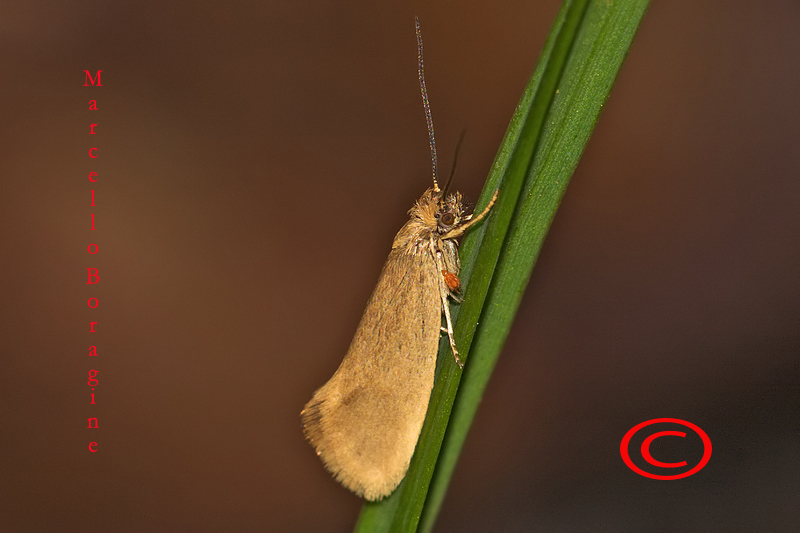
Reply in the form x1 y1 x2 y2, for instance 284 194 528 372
415 17 439 192
442 129 466 197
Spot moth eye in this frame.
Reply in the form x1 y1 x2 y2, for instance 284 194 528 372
440 212 455 226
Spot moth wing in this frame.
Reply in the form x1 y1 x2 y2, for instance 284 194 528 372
301 248 442 500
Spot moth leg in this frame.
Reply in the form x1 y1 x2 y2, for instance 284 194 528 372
435 252 463 368
440 290 462 368
438 240 462 302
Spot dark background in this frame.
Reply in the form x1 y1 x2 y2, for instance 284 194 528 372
1 1 798 531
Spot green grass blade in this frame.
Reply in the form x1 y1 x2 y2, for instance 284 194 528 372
356 1 649 531
421 2 651 531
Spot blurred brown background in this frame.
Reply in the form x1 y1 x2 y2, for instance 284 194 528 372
1 0 798 531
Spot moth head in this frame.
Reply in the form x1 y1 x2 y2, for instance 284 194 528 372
435 192 465 233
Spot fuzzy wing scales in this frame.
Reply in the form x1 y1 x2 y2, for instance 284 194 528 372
301 248 442 501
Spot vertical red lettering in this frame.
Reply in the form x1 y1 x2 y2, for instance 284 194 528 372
84 70 104 454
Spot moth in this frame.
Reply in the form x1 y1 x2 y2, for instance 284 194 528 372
301 19 497 501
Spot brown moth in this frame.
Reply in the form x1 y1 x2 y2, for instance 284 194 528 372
300 18 497 501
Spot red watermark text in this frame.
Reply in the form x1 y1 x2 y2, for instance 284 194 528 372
620 418 712 480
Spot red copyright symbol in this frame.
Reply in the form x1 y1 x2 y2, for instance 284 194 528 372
620 418 711 480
